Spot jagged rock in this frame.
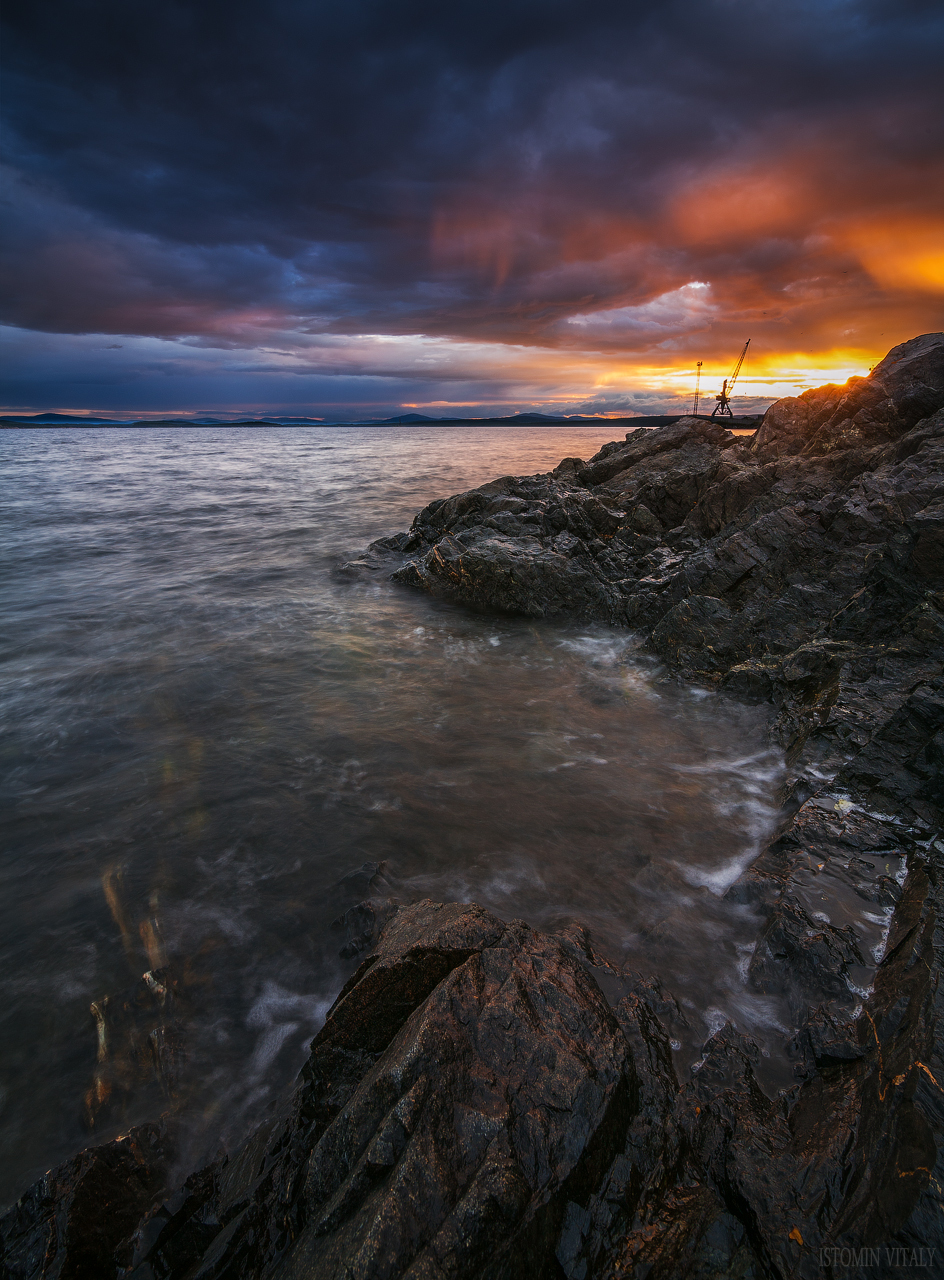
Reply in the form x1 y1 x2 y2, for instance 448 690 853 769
6 888 940 1280
867 331 944 424
577 417 735 488
748 900 869 1016
0 1122 173 1279
25 903 643 1279
5 858 944 1280
751 332 944 459
392 530 626 622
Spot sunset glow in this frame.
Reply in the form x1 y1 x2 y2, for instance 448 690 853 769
844 218 944 294
2 1 943 418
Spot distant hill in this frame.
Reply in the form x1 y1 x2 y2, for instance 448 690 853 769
356 413 760 427
483 413 572 424
364 411 668 425
1 412 130 424
1 411 764 429
366 411 606 424
370 413 439 423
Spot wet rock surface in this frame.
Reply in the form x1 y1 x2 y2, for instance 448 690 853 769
4 334 943 1278
3 887 941 1279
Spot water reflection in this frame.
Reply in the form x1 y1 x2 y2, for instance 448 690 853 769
0 426 784 1206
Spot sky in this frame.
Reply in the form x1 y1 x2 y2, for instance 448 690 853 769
2 0 943 420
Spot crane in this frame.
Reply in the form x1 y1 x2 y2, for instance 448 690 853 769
711 339 750 417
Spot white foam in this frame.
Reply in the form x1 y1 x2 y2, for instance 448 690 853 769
680 850 757 895
703 1007 729 1038
249 1022 299 1077
245 982 333 1079
556 633 631 664
722 991 790 1036
865 906 896 963
734 942 756 983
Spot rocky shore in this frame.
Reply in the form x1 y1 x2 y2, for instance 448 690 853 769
3 334 942 1279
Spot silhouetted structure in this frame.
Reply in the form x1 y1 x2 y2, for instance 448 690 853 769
712 340 750 417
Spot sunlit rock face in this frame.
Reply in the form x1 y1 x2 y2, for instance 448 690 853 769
750 331 944 459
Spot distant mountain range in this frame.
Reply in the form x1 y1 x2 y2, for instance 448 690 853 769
1 411 763 429
4 412 134 424
365 412 601 424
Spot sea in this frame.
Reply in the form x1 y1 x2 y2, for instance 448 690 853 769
0 424 788 1207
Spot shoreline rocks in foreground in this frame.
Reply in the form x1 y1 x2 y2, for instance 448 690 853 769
3 334 943 1279
3 890 940 1278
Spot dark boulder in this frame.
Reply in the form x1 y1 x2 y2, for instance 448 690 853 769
577 417 735 488
5 866 942 1279
0 1122 173 1279
3 904 641 1279
650 594 743 672
392 531 625 622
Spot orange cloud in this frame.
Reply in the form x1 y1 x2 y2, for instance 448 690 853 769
841 217 944 293
430 195 659 298
671 167 815 245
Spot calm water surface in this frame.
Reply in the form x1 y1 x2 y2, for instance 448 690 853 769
0 426 786 1206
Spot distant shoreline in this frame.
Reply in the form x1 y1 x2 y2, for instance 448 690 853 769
0 413 764 430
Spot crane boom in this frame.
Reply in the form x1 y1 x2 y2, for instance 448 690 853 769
710 339 751 417
727 339 750 394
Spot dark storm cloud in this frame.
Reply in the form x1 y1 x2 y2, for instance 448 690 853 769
1 0 943 391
